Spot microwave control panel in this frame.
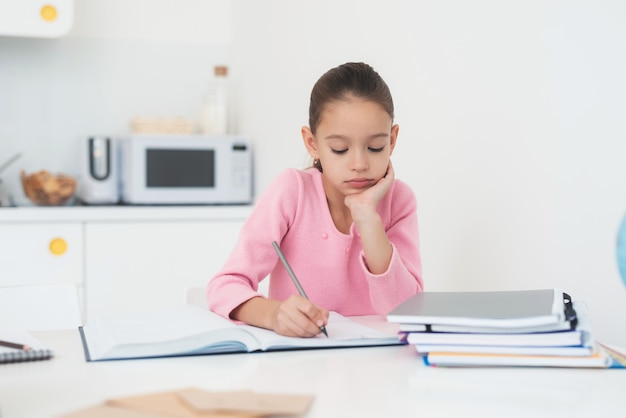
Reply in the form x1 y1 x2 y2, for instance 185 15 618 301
231 142 252 192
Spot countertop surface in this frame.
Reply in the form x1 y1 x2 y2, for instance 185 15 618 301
0 205 254 222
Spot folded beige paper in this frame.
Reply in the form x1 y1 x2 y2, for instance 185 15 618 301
61 388 314 417
60 403 163 418
176 388 314 416
106 389 251 418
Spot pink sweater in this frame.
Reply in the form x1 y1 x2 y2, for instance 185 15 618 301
206 168 423 319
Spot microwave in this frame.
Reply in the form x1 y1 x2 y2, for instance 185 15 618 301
118 135 253 205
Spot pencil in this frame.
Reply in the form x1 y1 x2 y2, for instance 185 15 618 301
271 241 329 337
0 339 32 351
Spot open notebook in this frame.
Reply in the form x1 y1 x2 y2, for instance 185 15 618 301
79 305 401 361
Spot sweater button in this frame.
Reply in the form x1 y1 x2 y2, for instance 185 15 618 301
345 247 350 253
321 233 328 240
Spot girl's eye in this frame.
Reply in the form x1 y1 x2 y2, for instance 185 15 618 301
368 146 385 153
331 149 348 155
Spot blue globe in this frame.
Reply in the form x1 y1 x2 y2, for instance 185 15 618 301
617 213 626 286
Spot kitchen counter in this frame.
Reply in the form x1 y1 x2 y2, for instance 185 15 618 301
0 204 254 223
0 204 254 322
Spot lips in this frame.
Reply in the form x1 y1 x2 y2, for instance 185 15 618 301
345 178 375 188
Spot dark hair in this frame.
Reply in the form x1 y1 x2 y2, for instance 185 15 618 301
308 62 394 135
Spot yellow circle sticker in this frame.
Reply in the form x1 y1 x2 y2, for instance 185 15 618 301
41 5 58 22
49 238 68 256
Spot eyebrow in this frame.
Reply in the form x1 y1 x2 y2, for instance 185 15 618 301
324 133 389 141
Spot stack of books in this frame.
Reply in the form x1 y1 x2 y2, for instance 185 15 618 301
387 288 625 368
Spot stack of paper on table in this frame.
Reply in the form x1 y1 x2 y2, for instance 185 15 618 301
387 288 625 368
60 387 314 417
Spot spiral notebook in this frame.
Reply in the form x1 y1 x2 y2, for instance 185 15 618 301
0 327 53 364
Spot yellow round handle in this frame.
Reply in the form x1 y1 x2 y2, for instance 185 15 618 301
41 5 58 22
49 238 68 256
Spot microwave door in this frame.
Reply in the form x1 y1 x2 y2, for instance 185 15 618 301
146 149 215 189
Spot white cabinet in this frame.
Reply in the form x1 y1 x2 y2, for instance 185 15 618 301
0 0 74 38
0 206 252 324
0 222 83 286
84 220 244 322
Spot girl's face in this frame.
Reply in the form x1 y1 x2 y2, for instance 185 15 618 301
302 97 398 204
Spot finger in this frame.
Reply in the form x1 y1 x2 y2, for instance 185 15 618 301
385 161 395 179
274 305 313 337
278 297 325 337
297 302 329 336
280 313 318 337
316 309 330 334
313 307 330 329
289 313 322 337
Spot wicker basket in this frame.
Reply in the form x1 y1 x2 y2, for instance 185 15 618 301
21 170 77 206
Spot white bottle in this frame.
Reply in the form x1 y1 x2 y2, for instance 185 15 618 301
201 65 229 135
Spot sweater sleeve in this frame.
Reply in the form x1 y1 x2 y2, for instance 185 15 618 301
359 180 424 314
205 169 300 319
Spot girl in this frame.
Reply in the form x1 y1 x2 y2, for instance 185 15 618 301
207 62 423 337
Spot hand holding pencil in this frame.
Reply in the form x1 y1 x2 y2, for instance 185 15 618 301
227 241 329 338
272 241 329 337
272 296 329 338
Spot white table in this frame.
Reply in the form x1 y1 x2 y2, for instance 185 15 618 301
0 323 623 418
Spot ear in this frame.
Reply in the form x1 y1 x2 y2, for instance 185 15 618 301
389 124 399 155
301 126 318 159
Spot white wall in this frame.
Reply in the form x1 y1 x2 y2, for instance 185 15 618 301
0 0 231 202
229 0 626 346
1 0 626 346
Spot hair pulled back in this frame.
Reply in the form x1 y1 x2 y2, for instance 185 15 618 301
308 62 394 135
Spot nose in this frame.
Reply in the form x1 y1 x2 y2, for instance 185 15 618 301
350 150 369 172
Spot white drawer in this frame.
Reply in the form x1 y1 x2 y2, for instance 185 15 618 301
0 222 83 286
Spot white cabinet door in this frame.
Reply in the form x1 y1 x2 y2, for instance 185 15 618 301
0 222 83 286
84 220 244 322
